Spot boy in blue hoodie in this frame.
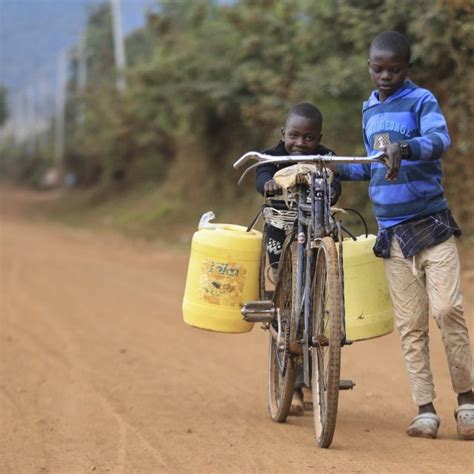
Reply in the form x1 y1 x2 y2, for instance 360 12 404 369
339 31 473 440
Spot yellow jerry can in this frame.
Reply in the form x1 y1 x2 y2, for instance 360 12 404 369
343 235 394 341
182 212 262 333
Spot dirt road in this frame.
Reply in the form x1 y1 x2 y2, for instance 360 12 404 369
1 186 473 473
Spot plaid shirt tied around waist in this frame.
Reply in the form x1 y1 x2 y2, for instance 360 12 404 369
373 208 462 259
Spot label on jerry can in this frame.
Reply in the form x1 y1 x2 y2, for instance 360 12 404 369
199 259 247 306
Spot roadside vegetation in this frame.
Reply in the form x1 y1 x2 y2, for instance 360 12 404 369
1 0 472 243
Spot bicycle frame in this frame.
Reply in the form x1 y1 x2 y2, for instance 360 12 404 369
235 151 386 388
288 171 339 388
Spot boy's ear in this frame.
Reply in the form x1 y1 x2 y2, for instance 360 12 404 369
319 132 323 142
280 127 285 139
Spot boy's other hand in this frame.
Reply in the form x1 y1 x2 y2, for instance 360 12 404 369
325 162 340 176
264 179 282 195
382 143 402 181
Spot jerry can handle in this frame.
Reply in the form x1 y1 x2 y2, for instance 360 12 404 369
198 211 217 230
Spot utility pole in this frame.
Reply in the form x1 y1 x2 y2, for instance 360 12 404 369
77 30 88 94
54 49 68 180
25 85 36 157
110 0 127 91
38 71 50 150
12 92 22 145
77 29 88 124
17 91 26 146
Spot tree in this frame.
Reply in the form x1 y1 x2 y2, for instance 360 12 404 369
40 0 472 232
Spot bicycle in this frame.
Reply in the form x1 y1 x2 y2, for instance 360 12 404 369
234 151 386 448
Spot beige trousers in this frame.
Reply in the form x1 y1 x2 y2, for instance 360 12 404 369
384 236 472 406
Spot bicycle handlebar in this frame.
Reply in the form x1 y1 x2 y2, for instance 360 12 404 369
233 151 387 185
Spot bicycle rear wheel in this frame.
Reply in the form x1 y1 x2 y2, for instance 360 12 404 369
268 241 297 422
311 236 342 448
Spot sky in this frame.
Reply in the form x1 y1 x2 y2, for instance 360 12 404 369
0 0 157 99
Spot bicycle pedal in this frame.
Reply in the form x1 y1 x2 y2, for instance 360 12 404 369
339 379 356 390
241 300 276 323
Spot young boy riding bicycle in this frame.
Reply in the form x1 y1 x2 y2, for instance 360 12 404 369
256 101 341 416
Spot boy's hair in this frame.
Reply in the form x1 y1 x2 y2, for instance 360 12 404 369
370 31 411 63
287 102 323 128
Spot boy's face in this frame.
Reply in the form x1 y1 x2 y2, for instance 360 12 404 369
281 114 322 155
368 47 411 101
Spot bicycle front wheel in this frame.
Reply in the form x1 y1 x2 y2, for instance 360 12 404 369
311 236 342 448
268 241 297 423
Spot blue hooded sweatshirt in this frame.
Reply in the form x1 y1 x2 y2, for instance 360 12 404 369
339 80 451 229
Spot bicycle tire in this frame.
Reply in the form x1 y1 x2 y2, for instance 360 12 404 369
267 241 297 422
259 224 273 300
311 236 342 448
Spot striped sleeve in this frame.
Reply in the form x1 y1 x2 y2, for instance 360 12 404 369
405 92 451 161
339 115 371 181
338 163 371 181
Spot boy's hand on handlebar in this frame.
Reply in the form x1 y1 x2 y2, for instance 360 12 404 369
264 179 282 195
381 143 402 181
325 162 340 176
